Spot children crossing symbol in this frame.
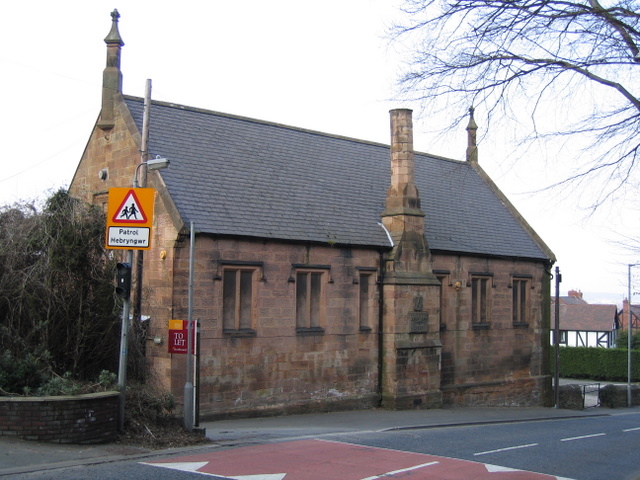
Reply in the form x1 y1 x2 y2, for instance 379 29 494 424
112 189 148 224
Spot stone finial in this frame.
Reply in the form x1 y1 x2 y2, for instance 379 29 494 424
466 107 478 164
104 9 124 46
98 10 124 130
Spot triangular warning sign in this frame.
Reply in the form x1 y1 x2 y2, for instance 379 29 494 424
111 189 148 224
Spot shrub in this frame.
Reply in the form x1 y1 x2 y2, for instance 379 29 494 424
36 372 83 396
0 351 46 395
551 346 640 382
125 382 177 424
0 190 122 392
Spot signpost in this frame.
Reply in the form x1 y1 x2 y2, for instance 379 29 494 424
105 186 156 431
106 188 155 250
168 319 194 355
168 317 199 431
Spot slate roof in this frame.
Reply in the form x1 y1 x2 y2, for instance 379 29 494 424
554 296 589 305
559 304 619 332
124 96 550 261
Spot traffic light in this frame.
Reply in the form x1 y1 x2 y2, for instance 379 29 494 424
115 262 132 299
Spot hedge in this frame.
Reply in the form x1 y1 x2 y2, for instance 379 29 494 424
551 347 640 382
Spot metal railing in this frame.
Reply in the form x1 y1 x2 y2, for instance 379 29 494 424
582 383 601 409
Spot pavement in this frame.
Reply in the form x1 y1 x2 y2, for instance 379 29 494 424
0 403 624 477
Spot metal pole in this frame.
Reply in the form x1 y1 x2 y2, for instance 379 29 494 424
118 80 154 432
554 266 561 408
184 221 195 431
132 79 152 382
117 248 134 432
629 264 634 407
139 79 152 186
194 318 201 429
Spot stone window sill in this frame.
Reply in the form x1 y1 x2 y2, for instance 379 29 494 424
296 327 325 336
472 323 490 330
223 328 257 338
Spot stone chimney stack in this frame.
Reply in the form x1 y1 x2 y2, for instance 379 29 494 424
466 107 478 164
97 9 124 130
382 109 426 246
568 289 583 299
380 109 442 410
380 108 438 281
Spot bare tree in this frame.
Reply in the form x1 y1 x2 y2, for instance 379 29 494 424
0 190 121 385
393 0 640 207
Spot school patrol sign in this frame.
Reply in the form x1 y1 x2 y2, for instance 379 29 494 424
106 188 155 250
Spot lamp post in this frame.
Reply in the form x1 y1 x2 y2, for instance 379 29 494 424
184 221 195 431
116 250 133 432
628 264 639 407
554 266 561 408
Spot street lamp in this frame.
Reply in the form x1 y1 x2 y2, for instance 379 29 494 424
628 263 639 407
133 156 170 187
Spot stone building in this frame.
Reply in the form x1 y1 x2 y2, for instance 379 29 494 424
70 11 555 418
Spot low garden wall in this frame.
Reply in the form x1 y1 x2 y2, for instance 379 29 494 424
556 384 640 409
599 384 640 408
0 391 119 444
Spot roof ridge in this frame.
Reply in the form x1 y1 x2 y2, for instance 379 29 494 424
121 94 465 164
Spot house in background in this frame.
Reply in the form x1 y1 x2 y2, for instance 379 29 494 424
554 303 620 348
551 290 620 347
619 299 640 336
70 11 555 418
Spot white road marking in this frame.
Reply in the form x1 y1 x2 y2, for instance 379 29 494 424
227 475 287 480
623 427 640 432
359 461 439 479
141 462 286 479
560 433 606 442
485 464 523 472
474 443 538 456
485 464 577 480
142 461 209 472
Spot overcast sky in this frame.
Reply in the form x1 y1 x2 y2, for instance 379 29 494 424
2 1 639 305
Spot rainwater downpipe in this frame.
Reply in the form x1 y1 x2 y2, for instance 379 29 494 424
376 222 394 404
377 248 385 404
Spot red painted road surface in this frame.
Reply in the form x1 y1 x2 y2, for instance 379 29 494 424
143 439 574 479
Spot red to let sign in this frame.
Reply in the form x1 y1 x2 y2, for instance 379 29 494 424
168 319 193 354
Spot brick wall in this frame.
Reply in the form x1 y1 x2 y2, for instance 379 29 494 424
138 228 553 416
144 236 382 419
434 254 552 406
141 234 551 416
0 392 119 444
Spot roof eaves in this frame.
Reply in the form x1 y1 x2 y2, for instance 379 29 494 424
429 248 551 263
